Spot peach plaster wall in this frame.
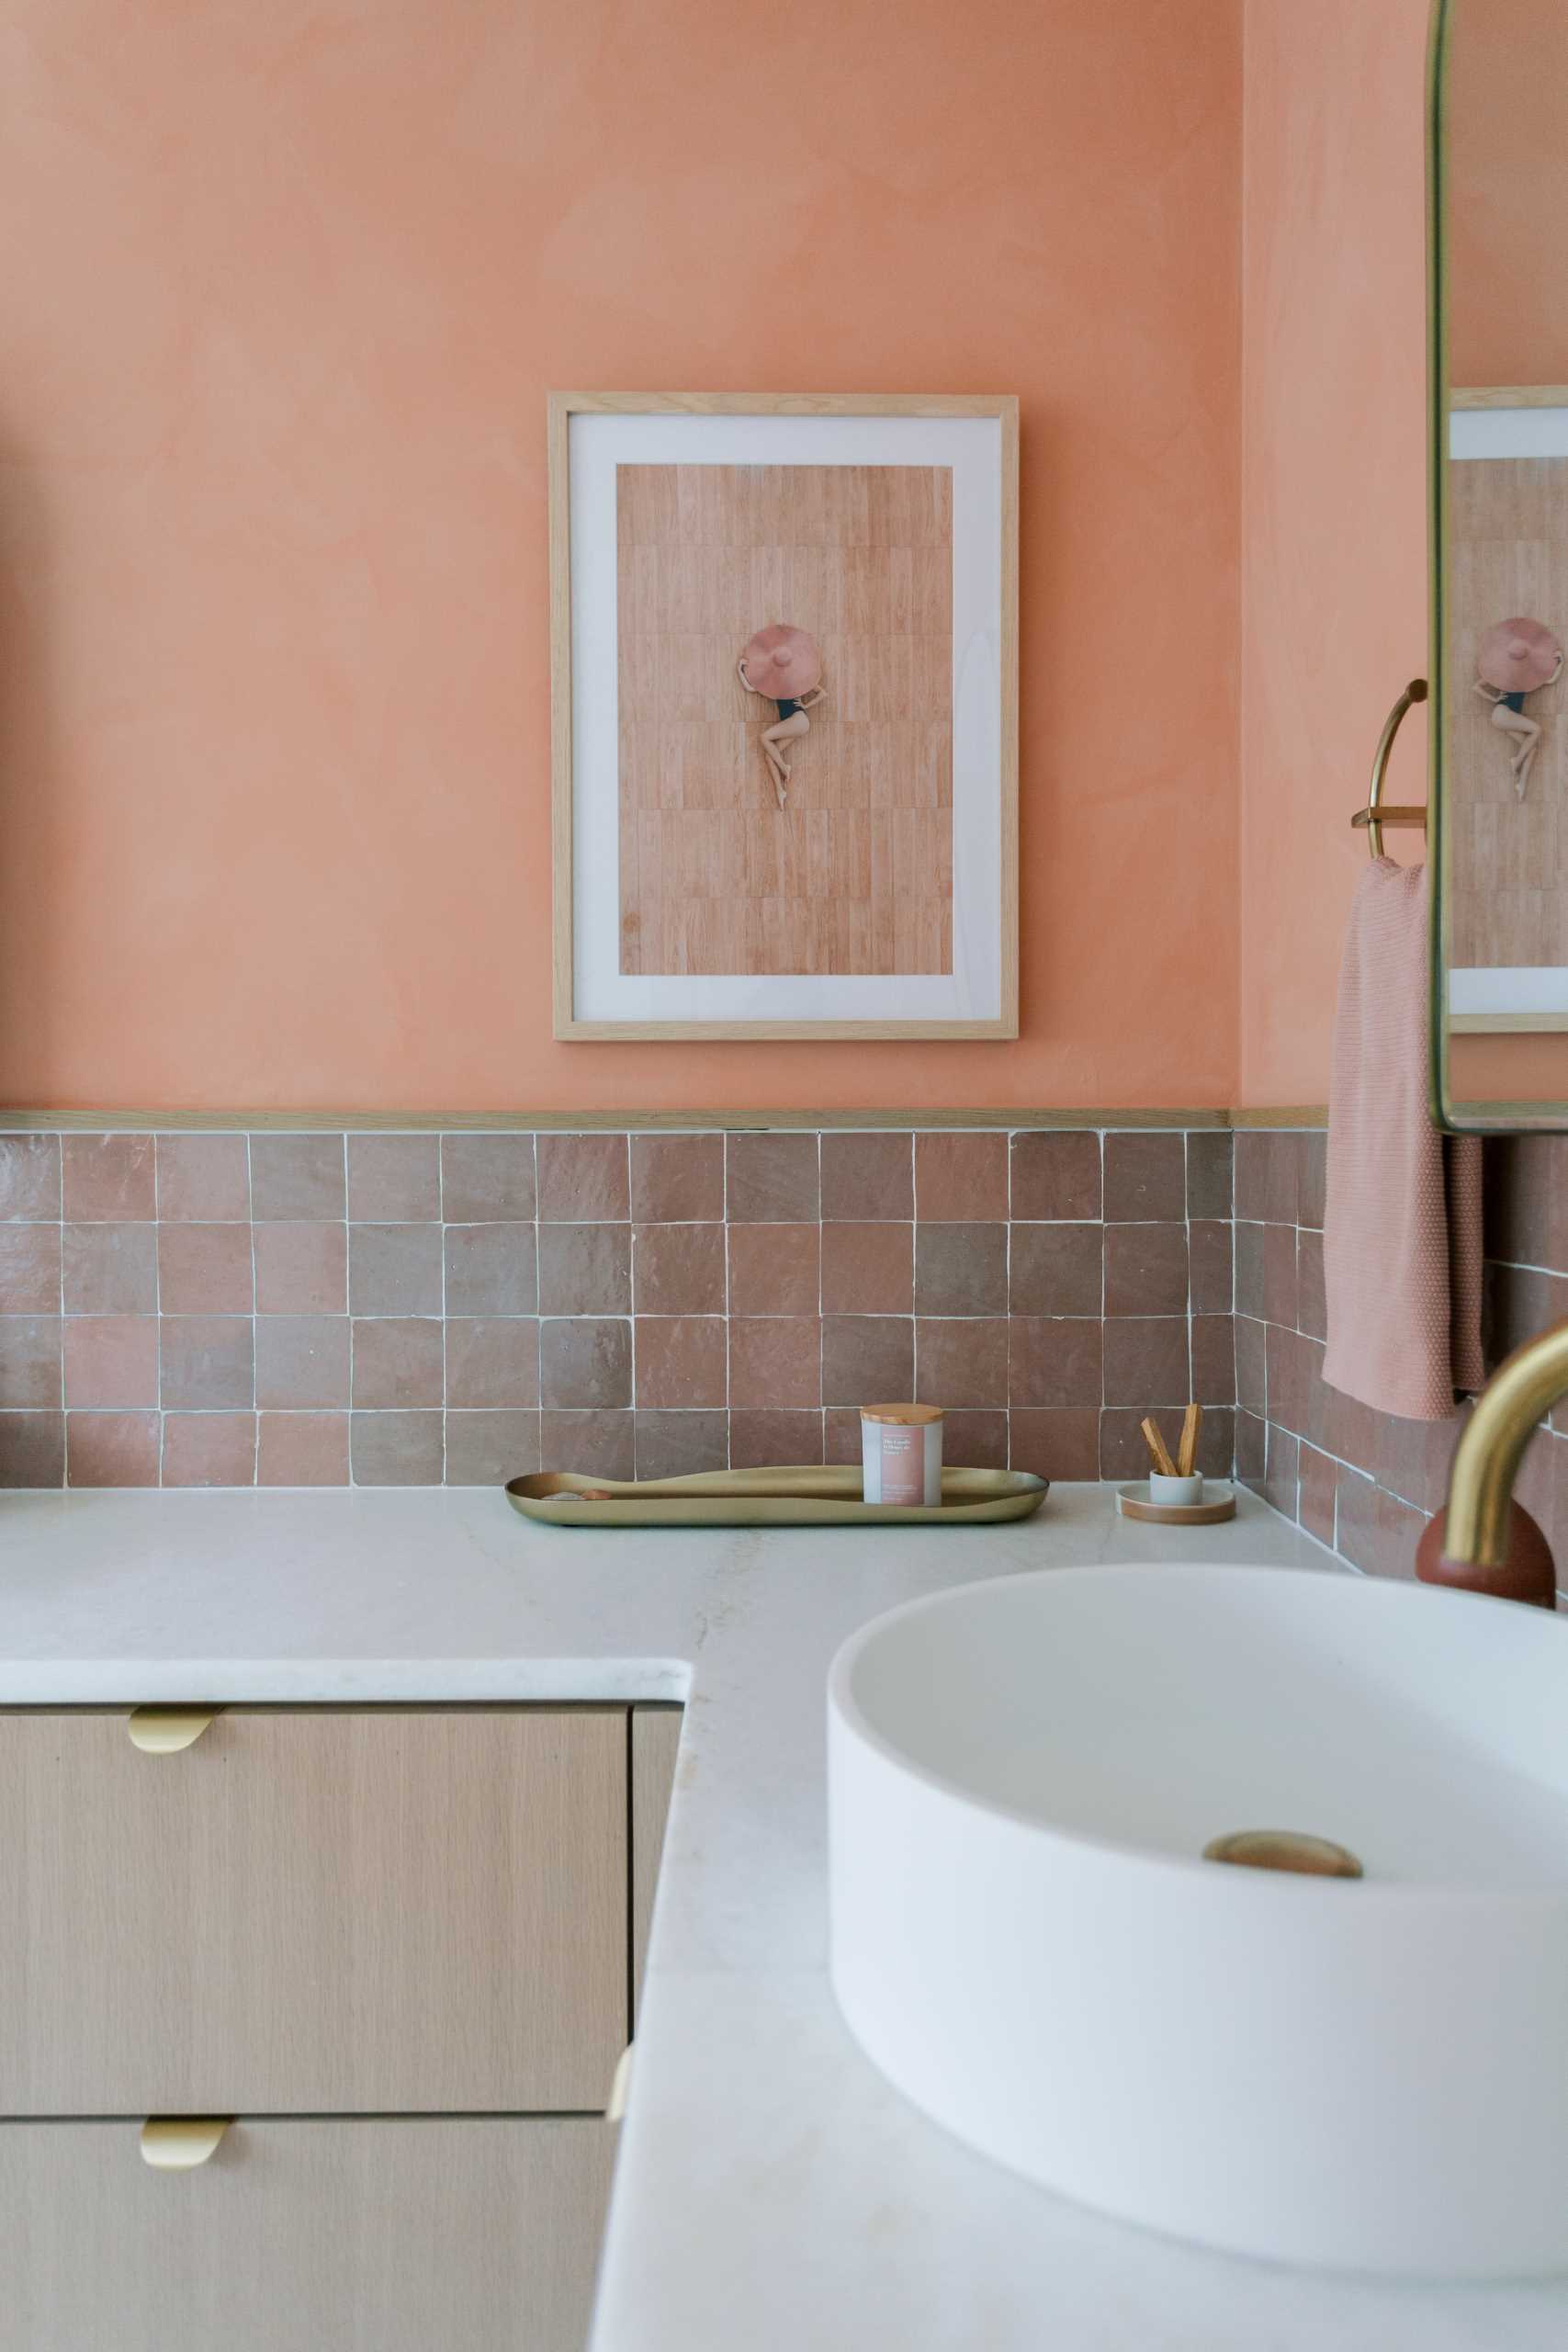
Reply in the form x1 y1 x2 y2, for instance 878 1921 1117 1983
0 0 1242 1117
1236 0 1433 1112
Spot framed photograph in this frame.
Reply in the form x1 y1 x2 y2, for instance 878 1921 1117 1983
549 391 1018 1039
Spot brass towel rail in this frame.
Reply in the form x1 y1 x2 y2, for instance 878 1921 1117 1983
1351 678 1428 857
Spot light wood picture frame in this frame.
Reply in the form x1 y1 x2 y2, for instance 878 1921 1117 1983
549 391 1019 1040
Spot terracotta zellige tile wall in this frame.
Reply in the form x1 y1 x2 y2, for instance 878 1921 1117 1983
1235 1128 1568 1582
0 1126 1234 1488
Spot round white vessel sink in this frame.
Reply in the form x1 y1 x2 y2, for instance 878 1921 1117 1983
828 1563 1568 2278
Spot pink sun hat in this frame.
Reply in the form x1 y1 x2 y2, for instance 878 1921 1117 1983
741 623 822 701
1478 616 1563 694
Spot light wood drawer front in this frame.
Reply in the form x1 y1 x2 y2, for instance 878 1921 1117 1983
0 1708 626 2117
0 2117 612 2352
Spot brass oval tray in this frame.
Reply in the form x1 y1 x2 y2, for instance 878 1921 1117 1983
506 1464 1049 1529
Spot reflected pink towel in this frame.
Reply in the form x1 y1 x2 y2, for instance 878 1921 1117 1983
1322 861 1483 1421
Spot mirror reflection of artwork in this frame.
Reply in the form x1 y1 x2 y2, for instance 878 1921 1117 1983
1473 618 1562 799
615 462 953 979
1436 0 1568 1103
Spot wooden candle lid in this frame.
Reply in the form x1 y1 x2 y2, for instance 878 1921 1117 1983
860 1404 944 1425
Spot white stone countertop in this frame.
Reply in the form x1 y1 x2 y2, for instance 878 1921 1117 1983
0 1480 1562 2349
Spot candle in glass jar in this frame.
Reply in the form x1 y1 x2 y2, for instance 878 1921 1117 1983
861 1404 943 1506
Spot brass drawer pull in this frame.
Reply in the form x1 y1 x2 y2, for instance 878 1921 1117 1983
127 1708 219 1755
140 2119 231 2170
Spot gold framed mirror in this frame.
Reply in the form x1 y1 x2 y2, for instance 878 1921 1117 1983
1432 0 1568 1128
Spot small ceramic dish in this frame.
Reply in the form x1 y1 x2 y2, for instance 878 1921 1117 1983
1116 1479 1237 1526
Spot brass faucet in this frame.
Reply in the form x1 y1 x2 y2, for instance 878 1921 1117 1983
1438 1317 1568 1601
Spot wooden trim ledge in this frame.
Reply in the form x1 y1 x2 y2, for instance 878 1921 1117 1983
0 1106 1311 1133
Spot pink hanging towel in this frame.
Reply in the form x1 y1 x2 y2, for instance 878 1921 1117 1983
1322 860 1483 1421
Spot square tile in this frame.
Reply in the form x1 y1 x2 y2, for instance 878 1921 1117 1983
1101 1317 1189 1408
0 1316 62 1409
1186 1131 1233 1220
634 1317 728 1408
1297 1227 1326 1340
1189 1219 1233 1314
63 1316 160 1408
1009 1318 1103 1408
821 1317 914 1406
1300 1442 1337 1546
256 1317 351 1408
728 1224 819 1317
445 1409 541 1486
351 1223 445 1316
440 1134 537 1223
1235 1131 1271 1223
443 1224 536 1317
62 1224 157 1314
632 1224 726 1317
156 1223 253 1314
1009 1132 1100 1221
1193 1406 1235 1478
1234 1222 1264 1319
0 1223 62 1312
819 1132 911 1221
1191 1314 1235 1406
351 1317 444 1408
1299 1130 1328 1230
1235 1314 1266 1412
539 1409 635 1480
445 1319 540 1408
915 1132 1008 1222
1102 1132 1184 1222
629 1135 723 1223
160 1317 254 1409
62 1135 155 1221
942 1408 1010 1469
1264 1425 1301 1521
1263 1223 1299 1329
540 1318 632 1408
347 1135 440 1222
915 1224 1008 1317
350 1410 444 1487
1010 1223 1101 1317
1010 1407 1100 1479
254 1224 346 1314
1103 1223 1188 1317
0 1411 64 1487
916 1318 1009 1408
1267 1323 1308 1436
635 1410 728 1478
155 1134 250 1221
729 1317 821 1409
1261 1131 1301 1226
258 1411 350 1487
536 1133 628 1222
728 1408 823 1467
725 1133 819 1223
0 1135 60 1220
819 1224 911 1316
162 1413 256 1487
249 1134 345 1220
66 1411 160 1487
824 1407 863 1465
537 1223 630 1317
1235 1408 1267 1485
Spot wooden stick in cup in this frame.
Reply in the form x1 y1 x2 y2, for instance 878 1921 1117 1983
1177 1402 1202 1479
1141 1417 1179 1477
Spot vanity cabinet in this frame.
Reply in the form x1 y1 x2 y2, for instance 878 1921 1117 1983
0 1701 683 2352
0 2116 613 2352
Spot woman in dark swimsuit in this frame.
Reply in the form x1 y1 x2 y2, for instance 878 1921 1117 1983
737 624 828 808
1475 619 1563 799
